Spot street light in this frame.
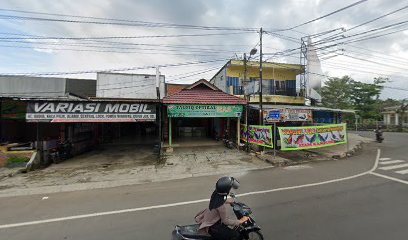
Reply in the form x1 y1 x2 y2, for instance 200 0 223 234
244 48 257 152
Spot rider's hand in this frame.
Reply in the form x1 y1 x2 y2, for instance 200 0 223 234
225 198 235 204
239 216 250 224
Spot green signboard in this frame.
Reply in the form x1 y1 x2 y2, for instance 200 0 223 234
1 100 26 120
167 104 243 118
278 123 347 151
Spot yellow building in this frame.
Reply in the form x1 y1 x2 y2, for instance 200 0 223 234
210 60 305 105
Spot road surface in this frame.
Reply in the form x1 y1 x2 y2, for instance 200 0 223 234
0 131 407 240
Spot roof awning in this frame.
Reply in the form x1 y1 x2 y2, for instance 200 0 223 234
249 104 355 114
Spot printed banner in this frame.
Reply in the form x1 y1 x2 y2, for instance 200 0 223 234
1 100 27 120
26 101 156 122
278 123 347 151
240 124 273 148
265 108 312 122
167 104 243 118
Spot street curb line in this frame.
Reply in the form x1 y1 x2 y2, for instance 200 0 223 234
0 149 381 230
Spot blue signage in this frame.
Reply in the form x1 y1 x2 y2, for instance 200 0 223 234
267 110 280 122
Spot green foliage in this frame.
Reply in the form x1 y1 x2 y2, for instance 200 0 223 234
321 76 389 121
7 156 30 164
321 76 353 109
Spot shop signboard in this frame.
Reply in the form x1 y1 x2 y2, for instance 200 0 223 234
265 108 312 122
167 104 243 118
240 124 273 148
1 100 26 120
278 123 347 151
26 101 156 122
265 110 280 122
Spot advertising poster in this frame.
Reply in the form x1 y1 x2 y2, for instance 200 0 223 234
278 123 347 151
1 100 27 120
265 108 312 123
240 124 273 148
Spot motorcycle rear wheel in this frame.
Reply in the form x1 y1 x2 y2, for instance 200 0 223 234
247 231 264 240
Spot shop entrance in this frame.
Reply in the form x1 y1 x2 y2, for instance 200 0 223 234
170 118 223 146
101 122 158 145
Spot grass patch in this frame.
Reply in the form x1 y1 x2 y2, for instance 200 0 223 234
7 156 30 164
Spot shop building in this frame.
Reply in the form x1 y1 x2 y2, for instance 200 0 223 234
163 79 246 148
0 73 162 166
382 106 408 127
210 60 305 106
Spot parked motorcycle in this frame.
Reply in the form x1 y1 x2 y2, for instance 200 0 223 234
172 193 263 240
223 130 234 149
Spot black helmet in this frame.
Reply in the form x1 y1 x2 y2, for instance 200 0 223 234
215 176 240 196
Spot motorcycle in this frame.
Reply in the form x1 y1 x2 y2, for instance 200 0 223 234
222 130 234 149
375 129 384 143
172 193 263 240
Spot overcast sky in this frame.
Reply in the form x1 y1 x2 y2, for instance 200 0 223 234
0 0 407 99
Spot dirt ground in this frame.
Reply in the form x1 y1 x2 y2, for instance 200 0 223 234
0 143 270 194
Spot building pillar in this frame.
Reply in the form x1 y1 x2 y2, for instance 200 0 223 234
386 114 391 125
236 117 240 149
395 113 399 125
169 117 172 146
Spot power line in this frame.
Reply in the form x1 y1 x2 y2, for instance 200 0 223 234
312 4 408 44
0 10 257 32
0 31 250 40
277 0 368 31
0 58 229 76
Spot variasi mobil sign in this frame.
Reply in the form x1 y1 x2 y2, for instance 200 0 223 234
26 101 156 122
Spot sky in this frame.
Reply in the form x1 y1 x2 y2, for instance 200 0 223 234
0 0 407 99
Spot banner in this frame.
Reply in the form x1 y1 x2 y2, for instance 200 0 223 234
26 101 156 122
1 100 26 120
265 108 312 123
167 104 243 118
278 123 347 151
240 124 273 148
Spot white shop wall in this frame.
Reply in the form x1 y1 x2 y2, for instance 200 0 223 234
96 72 165 99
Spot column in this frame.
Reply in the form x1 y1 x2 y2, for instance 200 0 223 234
236 118 240 149
169 117 172 146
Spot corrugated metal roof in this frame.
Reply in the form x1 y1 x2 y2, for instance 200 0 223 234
89 97 160 103
249 104 355 113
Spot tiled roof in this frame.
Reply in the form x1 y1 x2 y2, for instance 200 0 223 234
166 84 189 96
163 80 246 105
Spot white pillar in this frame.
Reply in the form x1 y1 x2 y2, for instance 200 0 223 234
395 113 399 125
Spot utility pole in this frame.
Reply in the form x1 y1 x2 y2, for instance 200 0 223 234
244 53 249 152
259 27 263 125
156 66 162 156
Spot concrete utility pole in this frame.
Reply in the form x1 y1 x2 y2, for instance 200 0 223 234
259 27 263 125
243 48 257 153
244 53 249 152
156 66 162 156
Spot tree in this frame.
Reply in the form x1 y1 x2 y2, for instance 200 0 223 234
320 75 387 123
320 76 353 109
349 79 385 120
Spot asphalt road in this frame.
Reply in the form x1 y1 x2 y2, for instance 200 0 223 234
0 132 407 240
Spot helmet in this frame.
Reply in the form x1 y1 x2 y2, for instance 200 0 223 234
215 176 240 195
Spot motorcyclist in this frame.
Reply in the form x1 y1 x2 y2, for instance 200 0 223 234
195 177 249 240
375 126 384 142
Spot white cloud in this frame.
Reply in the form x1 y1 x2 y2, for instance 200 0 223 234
0 0 406 98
